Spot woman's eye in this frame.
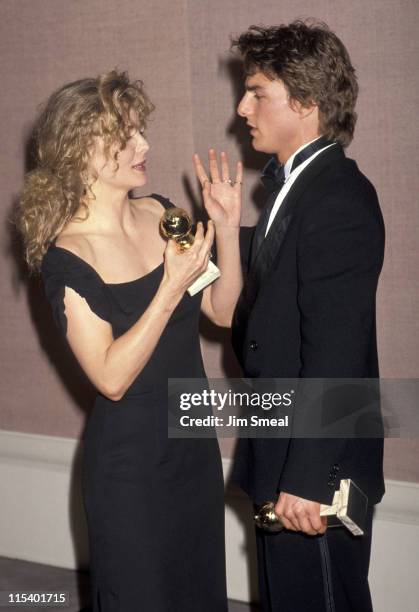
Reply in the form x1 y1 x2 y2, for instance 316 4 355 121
130 127 145 137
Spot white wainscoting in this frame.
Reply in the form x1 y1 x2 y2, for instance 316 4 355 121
1 429 418 611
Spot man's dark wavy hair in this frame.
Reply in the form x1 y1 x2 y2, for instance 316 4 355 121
231 20 358 147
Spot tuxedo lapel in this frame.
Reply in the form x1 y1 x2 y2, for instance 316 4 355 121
250 144 344 287
234 145 345 348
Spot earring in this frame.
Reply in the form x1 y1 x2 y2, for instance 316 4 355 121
81 172 90 196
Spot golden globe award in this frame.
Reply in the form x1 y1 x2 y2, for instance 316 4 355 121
254 479 368 536
160 207 221 296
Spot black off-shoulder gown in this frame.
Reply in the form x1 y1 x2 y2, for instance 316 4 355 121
41 195 227 612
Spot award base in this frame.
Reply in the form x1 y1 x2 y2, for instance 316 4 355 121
187 260 221 296
320 479 368 536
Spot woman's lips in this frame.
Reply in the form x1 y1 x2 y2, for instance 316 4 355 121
132 162 146 171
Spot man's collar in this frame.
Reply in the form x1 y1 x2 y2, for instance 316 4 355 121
261 135 335 192
283 136 325 179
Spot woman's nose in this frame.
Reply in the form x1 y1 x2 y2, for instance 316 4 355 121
137 133 149 152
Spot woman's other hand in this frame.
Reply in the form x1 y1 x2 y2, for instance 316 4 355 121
161 220 215 298
193 149 242 229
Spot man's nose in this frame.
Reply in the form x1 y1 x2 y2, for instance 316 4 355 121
237 92 251 117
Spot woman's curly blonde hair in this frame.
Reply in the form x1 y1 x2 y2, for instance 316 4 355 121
15 70 154 273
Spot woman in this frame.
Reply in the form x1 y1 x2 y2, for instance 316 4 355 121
15 70 243 611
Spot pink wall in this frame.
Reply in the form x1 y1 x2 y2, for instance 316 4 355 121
1 0 418 481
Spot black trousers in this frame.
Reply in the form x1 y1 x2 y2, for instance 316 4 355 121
255 507 374 612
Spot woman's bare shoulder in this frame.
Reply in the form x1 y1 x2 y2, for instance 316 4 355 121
54 228 96 262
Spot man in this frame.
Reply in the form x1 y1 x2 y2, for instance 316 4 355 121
230 21 385 611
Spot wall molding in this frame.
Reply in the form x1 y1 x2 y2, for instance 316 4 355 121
1 429 418 610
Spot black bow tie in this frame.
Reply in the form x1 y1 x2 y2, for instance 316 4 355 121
260 158 286 193
260 136 334 193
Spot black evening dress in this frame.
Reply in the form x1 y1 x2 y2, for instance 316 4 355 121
41 194 228 612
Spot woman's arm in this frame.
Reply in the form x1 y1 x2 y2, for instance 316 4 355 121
194 150 243 327
63 223 214 401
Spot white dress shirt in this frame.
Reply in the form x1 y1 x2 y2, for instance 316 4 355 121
265 138 336 236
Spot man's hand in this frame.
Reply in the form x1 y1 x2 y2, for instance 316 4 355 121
275 492 327 535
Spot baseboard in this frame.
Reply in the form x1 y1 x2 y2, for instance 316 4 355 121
1 429 418 611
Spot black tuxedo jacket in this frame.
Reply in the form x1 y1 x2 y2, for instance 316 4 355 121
231 144 385 506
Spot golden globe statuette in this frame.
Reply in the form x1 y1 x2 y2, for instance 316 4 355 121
160 207 221 296
254 479 368 536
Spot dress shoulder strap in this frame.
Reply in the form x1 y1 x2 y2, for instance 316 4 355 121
41 247 112 337
149 193 175 210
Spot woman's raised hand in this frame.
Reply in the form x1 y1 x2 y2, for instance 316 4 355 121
162 221 215 297
193 149 242 229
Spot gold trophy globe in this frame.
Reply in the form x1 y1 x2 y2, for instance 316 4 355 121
160 207 220 296
160 207 194 251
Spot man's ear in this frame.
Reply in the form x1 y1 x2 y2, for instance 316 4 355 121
289 97 318 119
